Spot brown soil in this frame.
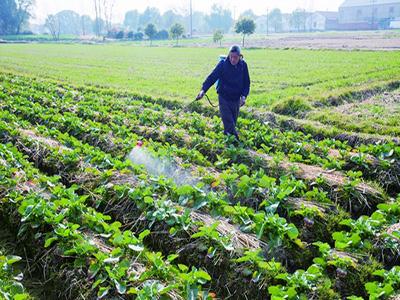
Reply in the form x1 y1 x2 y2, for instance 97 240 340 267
20 129 70 151
206 32 400 51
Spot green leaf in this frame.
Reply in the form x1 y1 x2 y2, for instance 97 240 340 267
365 282 379 295
159 284 178 295
167 254 179 262
44 237 58 248
178 264 189 272
187 287 198 300
256 221 266 239
114 279 127 295
372 269 385 277
307 264 321 275
268 285 281 295
191 231 205 239
139 229 151 241
169 227 178 236
287 287 297 298
287 224 299 240
14 294 30 300
176 185 193 196
144 196 153 204
6 255 22 265
97 286 110 299
195 270 211 281
382 283 394 295
259 175 275 188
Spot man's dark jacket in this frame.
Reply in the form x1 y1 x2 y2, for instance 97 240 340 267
202 58 250 100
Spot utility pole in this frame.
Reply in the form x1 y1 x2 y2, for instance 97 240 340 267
371 0 376 29
190 0 193 38
309 0 314 32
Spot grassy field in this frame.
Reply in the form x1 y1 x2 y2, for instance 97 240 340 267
0 34 77 41
1 43 400 109
2 30 400 44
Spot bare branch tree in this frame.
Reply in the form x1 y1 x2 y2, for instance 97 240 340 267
93 0 115 36
45 14 60 40
15 0 35 34
93 0 101 36
103 0 115 33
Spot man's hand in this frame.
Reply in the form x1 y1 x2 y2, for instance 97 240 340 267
240 96 246 107
196 90 205 100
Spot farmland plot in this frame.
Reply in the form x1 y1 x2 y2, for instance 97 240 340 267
0 71 400 299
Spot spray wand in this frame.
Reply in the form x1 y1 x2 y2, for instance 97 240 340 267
182 93 218 112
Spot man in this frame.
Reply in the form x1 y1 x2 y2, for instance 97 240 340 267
196 45 250 141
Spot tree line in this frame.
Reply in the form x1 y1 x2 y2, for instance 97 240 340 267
0 0 310 40
0 0 34 35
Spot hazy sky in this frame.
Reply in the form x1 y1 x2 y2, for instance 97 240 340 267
32 0 345 23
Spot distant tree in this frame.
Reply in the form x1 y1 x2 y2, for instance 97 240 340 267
206 4 233 33
192 11 209 34
133 32 143 41
160 10 177 30
116 30 124 39
0 0 17 35
170 23 184 45
235 18 256 47
92 17 105 36
15 0 35 34
139 7 161 28
103 0 116 33
124 10 139 30
81 15 93 35
144 23 157 45
156 29 169 40
106 28 116 38
213 29 223 46
93 0 102 35
93 0 115 36
127 31 134 39
45 14 60 40
0 0 34 35
239 9 257 20
290 8 307 32
268 8 283 33
55 10 80 35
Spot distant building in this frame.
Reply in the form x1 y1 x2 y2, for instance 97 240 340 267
255 15 268 33
338 0 400 29
281 13 312 32
306 11 339 31
281 13 292 32
390 16 400 27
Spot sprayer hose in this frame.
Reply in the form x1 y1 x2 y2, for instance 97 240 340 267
204 94 218 108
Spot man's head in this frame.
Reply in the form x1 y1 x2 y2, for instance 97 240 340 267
228 45 241 66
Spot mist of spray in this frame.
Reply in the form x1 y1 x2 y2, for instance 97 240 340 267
128 143 203 188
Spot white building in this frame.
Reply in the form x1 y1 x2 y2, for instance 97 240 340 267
390 16 400 27
306 11 339 31
339 0 400 29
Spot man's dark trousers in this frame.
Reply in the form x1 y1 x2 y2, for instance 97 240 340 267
219 95 240 139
